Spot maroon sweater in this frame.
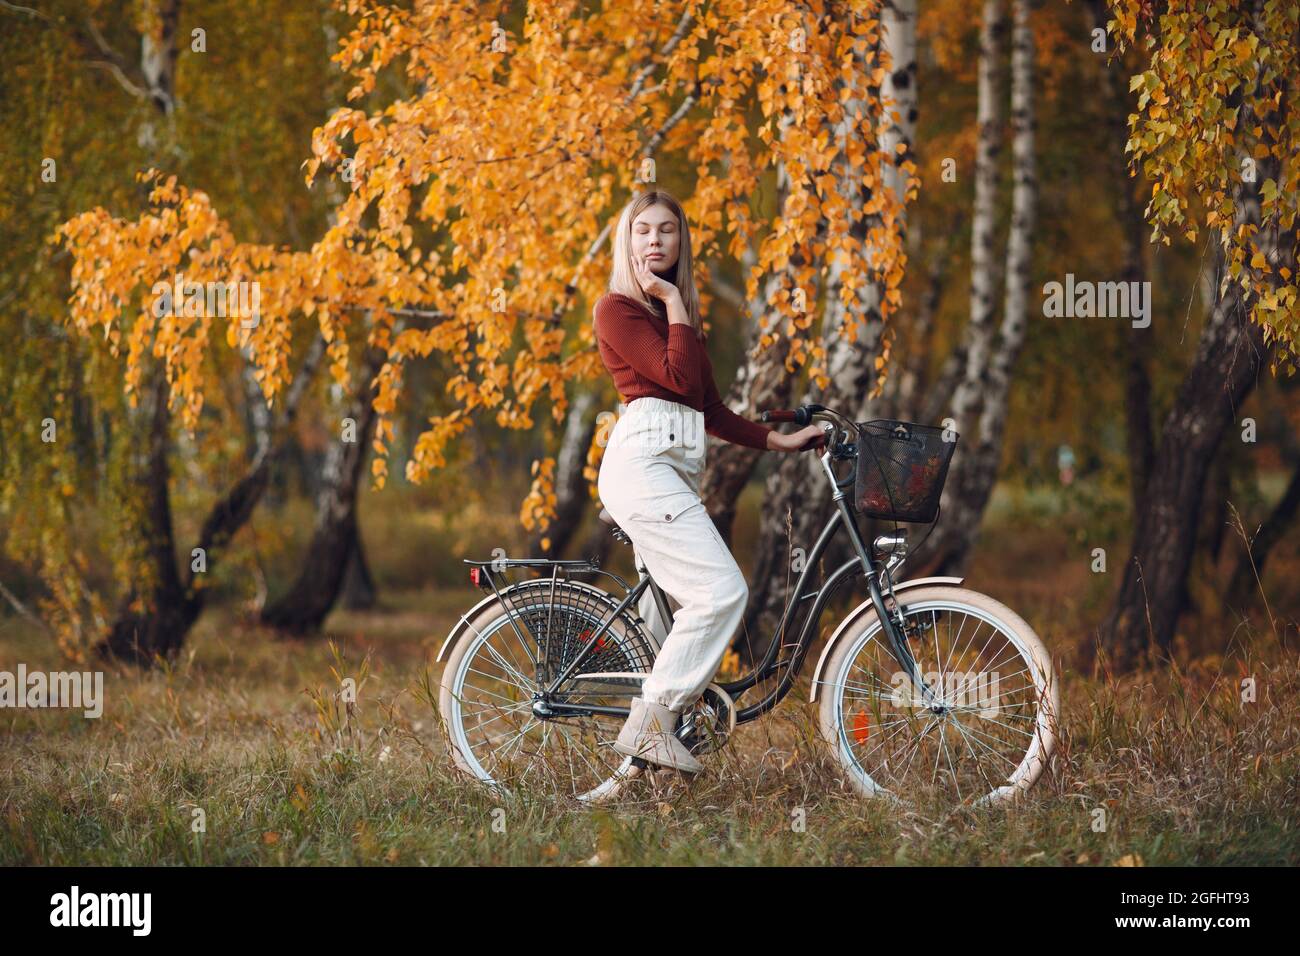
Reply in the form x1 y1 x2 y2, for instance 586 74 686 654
594 291 771 451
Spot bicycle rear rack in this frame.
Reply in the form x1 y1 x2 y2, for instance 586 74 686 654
464 555 632 594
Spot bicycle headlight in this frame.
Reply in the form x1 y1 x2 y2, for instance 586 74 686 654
872 530 908 558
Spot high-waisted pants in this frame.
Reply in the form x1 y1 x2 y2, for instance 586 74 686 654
596 396 749 713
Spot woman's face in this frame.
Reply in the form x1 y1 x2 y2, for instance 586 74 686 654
630 204 681 275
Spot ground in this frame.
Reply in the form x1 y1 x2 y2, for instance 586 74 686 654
1 478 1297 865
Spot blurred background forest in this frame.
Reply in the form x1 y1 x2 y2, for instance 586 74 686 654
3 0 1295 671
1 0 1297 865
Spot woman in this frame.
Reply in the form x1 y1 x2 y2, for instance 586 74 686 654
594 190 824 775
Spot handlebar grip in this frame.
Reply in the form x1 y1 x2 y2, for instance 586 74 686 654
760 409 799 423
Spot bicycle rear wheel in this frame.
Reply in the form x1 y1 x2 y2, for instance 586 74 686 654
817 586 1059 809
438 582 655 802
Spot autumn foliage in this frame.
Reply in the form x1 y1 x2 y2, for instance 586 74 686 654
56 0 912 518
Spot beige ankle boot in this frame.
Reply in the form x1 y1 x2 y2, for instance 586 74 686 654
613 698 703 774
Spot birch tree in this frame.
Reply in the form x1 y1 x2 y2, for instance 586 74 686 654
741 0 916 660
53 1 899 660
912 0 1037 575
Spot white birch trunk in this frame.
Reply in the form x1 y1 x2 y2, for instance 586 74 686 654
742 0 916 656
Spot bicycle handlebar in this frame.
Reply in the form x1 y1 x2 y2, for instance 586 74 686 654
760 404 832 427
761 403 855 430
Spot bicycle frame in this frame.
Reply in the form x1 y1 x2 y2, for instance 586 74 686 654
490 417 940 725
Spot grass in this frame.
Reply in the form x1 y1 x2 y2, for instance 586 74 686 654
2 583 1297 865
1 475 1298 865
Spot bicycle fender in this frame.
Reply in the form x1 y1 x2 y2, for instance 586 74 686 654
434 579 628 663
807 576 964 703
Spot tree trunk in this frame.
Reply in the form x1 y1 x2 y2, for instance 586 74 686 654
100 373 196 663
740 183 873 664
882 229 953 422
101 337 326 662
698 206 795 546
914 0 1034 577
574 520 616 572
340 530 377 610
740 1 915 662
930 0 1007 438
1205 452 1233 564
1101 242 1269 669
1100 6 1293 668
529 390 598 557
99 0 190 663
1088 0 1153 515
260 346 385 635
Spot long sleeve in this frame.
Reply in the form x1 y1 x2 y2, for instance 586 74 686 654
594 294 704 403
701 348 772 450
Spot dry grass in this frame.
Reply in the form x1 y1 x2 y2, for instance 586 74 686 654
3 473 1297 865
2 573 1296 865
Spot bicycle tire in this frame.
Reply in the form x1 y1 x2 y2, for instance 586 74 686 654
817 585 1060 809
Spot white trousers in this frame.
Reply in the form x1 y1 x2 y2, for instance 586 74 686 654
596 397 749 712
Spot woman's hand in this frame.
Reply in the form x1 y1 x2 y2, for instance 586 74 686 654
767 424 826 453
632 253 680 304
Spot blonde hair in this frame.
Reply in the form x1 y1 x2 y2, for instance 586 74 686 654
603 190 703 338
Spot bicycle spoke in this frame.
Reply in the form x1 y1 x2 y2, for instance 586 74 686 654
952 712 1001 798
896 716 940 783
461 668 530 702
946 719 1023 772
478 639 536 691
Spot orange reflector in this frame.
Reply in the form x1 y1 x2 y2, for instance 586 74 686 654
852 710 871 744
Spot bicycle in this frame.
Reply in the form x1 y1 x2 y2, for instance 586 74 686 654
435 403 1060 809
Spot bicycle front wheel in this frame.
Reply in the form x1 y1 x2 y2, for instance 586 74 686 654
817 585 1059 809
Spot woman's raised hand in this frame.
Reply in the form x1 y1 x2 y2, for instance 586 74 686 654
632 253 680 303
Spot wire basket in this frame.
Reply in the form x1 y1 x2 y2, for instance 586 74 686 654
854 420 958 523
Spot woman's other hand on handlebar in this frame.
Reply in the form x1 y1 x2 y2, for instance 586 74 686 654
767 424 826 453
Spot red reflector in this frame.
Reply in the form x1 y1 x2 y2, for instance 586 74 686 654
469 568 481 586
852 710 871 745
578 628 607 652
